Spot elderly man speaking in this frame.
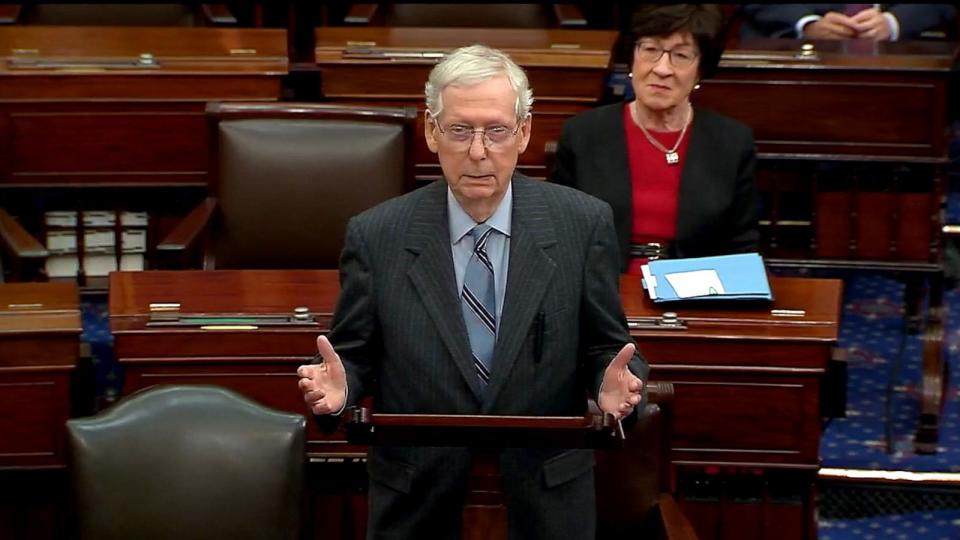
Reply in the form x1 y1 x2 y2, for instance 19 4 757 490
298 44 647 540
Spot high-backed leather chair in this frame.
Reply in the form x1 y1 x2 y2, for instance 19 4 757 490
67 385 306 540
595 382 699 539
158 103 417 269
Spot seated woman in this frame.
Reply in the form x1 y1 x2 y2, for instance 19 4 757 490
551 4 758 274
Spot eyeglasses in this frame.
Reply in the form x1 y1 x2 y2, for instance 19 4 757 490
430 115 522 152
635 42 699 68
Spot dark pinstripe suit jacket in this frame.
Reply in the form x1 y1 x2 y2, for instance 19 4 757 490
327 174 648 539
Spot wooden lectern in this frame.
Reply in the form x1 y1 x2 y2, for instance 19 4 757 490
346 406 618 539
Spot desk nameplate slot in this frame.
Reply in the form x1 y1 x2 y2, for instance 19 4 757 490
146 315 321 327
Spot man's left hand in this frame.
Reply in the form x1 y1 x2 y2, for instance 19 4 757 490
598 343 644 419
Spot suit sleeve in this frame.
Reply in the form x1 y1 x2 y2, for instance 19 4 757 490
886 4 957 39
326 217 382 407
727 126 760 254
741 5 821 38
550 120 578 188
580 202 650 399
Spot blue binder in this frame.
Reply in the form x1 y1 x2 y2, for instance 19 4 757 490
640 253 773 303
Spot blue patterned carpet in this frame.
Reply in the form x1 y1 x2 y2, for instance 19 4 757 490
821 509 960 540
815 271 960 539
820 272 960 472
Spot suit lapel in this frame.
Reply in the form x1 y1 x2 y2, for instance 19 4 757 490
483 176 557 411
675 111 710 254
602 103 638 267
405 182 484 401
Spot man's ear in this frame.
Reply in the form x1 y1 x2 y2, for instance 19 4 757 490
516 114 532 154
424 111 439 153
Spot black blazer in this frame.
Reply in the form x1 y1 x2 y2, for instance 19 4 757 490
328 174 647 539
740 4 958 40
552 102 759 271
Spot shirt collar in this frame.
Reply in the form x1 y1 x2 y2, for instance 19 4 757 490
448 182 513 245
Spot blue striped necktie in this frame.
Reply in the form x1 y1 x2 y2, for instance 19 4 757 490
461 224 497 386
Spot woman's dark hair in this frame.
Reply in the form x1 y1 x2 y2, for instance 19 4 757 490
631 4 726 79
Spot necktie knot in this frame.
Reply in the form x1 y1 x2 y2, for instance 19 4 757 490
469 224 494 255
843 4 872 16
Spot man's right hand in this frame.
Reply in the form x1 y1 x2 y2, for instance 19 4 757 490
804 12 858 39
297 336 347 415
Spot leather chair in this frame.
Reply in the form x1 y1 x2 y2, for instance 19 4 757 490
595 382 700 539
341 3 586 27
67 385 306 540
157 103 417 269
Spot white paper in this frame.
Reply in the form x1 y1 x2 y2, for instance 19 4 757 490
640 264 658 300
664 269 725 298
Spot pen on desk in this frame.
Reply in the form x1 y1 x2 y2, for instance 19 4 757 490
534 312 545 363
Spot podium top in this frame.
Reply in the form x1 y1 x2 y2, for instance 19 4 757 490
345 407 623 449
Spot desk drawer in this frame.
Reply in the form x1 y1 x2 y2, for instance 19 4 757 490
0 370 72 468
651 371 822 465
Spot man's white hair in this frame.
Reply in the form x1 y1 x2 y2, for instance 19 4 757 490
424 44 534 120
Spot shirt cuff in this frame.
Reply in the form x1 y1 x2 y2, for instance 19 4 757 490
883 12 900 41
796 15 822 38
331 384 349 416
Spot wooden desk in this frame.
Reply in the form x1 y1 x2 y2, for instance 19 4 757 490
109 269 366 540
622 275 842 540
694 38 957 453
314 26 618 181
0 282 80 468
110 270 839 540
0 26 287 189
696 38 954 265
109 269 348 455
0 282 79 540
700 38 956 158
0 27 287 283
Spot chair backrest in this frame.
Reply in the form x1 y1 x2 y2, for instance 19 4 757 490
206 102 416 269
67 385 306 540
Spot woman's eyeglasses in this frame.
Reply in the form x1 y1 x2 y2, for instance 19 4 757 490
635 42 699 68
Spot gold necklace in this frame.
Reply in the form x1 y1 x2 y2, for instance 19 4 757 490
632 102 692 165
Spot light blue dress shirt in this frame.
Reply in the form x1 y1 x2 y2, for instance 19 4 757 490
448 183 512 330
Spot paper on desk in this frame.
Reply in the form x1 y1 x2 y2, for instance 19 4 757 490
664 269 725 298
640 264 658 300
